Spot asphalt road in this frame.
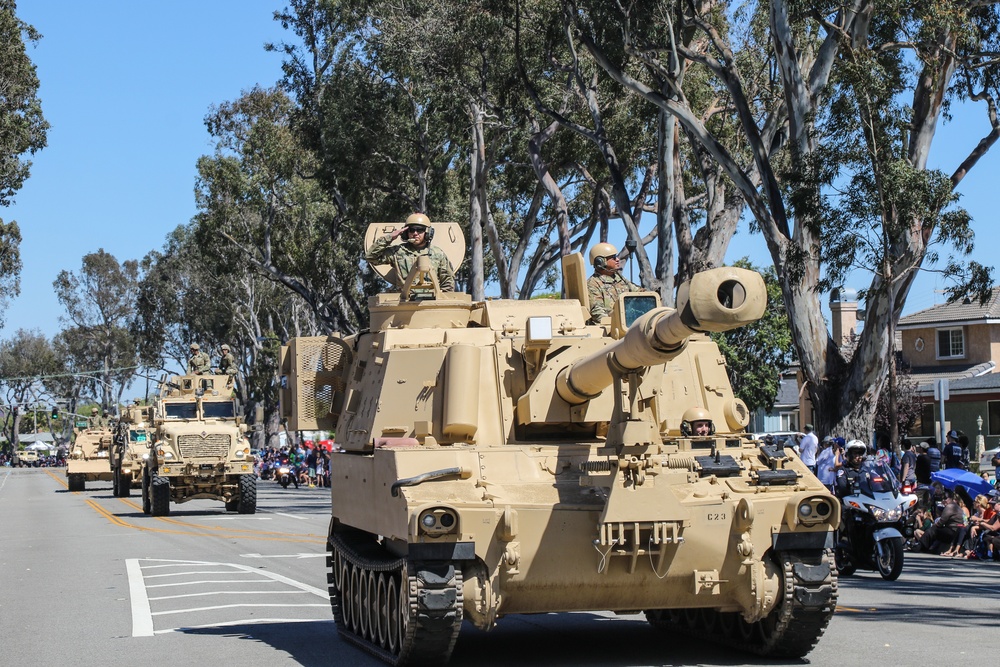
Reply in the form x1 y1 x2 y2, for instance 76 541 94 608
1 467 997 666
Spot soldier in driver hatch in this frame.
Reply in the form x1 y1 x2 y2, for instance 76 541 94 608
586 242 641 323
365 213 455 292
217 344 237 377
187 343 211 375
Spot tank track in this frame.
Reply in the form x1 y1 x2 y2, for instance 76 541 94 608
645 548 837 658
327 528 464 666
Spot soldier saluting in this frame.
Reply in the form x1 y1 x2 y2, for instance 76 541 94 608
366 213 455 292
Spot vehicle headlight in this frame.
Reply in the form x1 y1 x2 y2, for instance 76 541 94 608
234 449 245 458
416 508 459 536
868 504 903 522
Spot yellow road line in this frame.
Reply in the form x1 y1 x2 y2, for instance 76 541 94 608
45 469 68 488
117 498 325 539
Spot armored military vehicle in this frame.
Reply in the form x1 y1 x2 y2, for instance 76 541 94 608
139 374 256 516
280 223 839 665
111 403 153 497
14 449 39 467
67 428 113 491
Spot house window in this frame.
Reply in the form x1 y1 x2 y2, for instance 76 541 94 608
779 412 798 431
988 401 1000 436
936 328 964 359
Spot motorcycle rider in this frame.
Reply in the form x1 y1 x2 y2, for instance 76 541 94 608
835 440 868 498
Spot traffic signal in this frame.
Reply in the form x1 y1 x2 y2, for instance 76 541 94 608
51 407 58 419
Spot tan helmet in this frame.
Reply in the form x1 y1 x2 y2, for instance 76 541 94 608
589 242 618 267
221 344 230 351
190 343 200 351
91 407 98 414
405 213 430 230
681 406 715 436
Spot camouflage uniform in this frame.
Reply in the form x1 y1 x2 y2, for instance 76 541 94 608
587 273 641 323
188 350 211 375
366 234 455 292
218 351 237 376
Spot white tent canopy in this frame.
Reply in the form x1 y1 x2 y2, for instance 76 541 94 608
24 442 55 451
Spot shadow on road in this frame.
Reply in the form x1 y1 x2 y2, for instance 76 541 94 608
181 614 813 667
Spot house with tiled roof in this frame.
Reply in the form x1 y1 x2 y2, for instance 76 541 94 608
896 288 1000 457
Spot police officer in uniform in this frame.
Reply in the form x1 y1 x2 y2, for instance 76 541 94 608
188 343 211 375
366 213 455 292
586 242 641 323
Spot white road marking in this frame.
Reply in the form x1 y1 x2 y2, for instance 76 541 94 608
148 590 313 601
144 570 258 578
146 579 277 588
240 552 324 559
126 559 154 637
274 512 307 521
126 558 330 637
152 603 328 616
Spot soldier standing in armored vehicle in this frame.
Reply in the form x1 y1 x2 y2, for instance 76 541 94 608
365 213 455 292
217 344 237 377
586 242 641 323
187 343 210 375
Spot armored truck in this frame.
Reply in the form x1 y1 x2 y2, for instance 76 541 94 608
281 223 839 665
111 403 153 497
139 374 256 516
67 428 113 491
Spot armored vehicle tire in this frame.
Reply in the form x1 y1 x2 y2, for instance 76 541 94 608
67 474 85 492
112 469 120 497
119 472 131 498
875 537 904 581
328 526 463 666
150 475 170 516
237 475 257 514
644 549 837 658
141 468 151 514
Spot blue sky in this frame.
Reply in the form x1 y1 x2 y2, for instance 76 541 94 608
5 1 289 339
4 1 999 346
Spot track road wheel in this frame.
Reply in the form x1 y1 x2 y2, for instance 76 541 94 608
141 468 151 514
237 474 257 514
875 537 904 581
150 474 170 516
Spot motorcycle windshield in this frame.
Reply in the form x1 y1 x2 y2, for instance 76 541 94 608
857 459 899 495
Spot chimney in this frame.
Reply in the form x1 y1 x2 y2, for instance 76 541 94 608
830 288 858 347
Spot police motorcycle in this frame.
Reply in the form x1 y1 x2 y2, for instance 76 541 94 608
835 440 919 581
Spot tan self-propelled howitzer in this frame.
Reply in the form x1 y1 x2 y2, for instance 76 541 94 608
281 224 839 666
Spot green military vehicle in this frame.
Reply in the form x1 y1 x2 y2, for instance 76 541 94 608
278 225 839 666
139 374 256 516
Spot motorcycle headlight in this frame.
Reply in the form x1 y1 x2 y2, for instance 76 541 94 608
867 504 903 522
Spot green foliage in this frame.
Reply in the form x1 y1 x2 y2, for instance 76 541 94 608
711 259 793 414
0 2 48 326
0 328 58 451
52 250 139 404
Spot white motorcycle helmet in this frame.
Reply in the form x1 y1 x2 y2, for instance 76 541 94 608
845 440 867 458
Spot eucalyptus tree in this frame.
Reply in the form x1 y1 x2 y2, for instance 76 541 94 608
0 1 49 327
0 329 58 453
571 0 1000 437
53 250 139 408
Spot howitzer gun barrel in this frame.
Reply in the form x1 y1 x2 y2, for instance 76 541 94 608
555 267 766 405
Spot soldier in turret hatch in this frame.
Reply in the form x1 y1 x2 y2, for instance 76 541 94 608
586 242 641 323
187 343 211 375
218 344 237 377
366 213 455 292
